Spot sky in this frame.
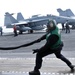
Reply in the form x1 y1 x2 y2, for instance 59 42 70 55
0 0 75 27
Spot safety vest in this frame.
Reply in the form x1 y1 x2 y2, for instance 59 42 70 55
46 26 62 49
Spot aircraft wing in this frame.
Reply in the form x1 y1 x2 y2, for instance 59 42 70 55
11 14 75 26
11 21 29 25
11 18 48 26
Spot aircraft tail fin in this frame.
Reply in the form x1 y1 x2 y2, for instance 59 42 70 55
57 8 74 17
17 12 24 21
4 12 18 28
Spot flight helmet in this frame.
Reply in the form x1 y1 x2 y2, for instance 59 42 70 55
47 19 56 32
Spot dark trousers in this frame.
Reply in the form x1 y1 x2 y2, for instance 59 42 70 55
14 30 18 36
66 28 70 33
34 45 72 70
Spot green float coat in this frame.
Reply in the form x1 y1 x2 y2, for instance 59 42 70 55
46 25 62 49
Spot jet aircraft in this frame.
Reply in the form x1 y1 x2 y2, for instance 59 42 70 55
4 12 75 34
4 12 45 34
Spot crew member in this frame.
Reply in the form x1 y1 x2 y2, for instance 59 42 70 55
0 27 3 36
65 22 70 33
29 19 74 75
13 25 18 36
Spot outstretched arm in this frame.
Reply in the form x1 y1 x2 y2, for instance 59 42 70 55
34 34 46 43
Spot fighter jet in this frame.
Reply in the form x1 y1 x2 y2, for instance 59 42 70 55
4 12 75 34
4 12 45 34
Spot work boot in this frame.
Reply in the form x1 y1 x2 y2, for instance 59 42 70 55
29 70 40 75
69 64 74 72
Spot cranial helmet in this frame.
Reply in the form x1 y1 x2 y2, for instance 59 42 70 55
47 19 56 32
47 19 56 27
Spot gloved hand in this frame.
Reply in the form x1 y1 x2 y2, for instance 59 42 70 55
32 49 39 54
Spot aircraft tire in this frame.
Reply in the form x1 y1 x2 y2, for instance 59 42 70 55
19 30 23 34
28 30 33 33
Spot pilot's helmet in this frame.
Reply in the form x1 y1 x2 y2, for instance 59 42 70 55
47 19 56 32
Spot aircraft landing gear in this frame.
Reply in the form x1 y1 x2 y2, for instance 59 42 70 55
19 30 23 34
28 30 33 33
